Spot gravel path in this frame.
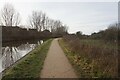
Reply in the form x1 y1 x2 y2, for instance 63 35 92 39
40 39 77 78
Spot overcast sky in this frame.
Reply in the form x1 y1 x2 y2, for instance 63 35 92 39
0 0 118 35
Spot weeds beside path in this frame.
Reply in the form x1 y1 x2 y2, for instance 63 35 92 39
59 37 118 78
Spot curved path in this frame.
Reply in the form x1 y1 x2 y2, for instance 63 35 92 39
40 39 77 78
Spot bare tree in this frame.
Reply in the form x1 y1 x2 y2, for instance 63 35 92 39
59 24 68 34
28 11 50 31
49 19 55 32
28 10 69 33
42 13 47 30
28 11 42 31
54 20 62 33
45 17 53 31
1 3 21 26
0 18 3 26
44 16 49 30
48 19 57 32
14 12 21 26
49 19 68 34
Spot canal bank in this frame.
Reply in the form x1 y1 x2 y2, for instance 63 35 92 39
2 40 44 72
2 39 53 79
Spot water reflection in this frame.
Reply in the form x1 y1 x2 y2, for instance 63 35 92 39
1 40 43 73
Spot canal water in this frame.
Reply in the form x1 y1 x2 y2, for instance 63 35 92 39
0 40 44 73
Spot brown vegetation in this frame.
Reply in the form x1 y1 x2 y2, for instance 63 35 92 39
60 24 119 77
62 35 118 77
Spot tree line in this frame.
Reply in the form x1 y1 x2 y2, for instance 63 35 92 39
0 3 68 34
76 23 119 42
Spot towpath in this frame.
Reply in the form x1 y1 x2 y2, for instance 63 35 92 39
40 39 77 78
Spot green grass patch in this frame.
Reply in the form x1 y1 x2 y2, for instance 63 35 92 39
2 39 53 79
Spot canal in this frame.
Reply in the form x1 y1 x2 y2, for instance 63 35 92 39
1 40 44 73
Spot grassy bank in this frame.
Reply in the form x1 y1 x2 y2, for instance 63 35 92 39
2 39 53 79
59 37 118 78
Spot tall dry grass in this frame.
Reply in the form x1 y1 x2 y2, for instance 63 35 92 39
63 34 118 77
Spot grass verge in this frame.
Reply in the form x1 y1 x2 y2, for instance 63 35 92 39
58 39 82 77
2 39 53 79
